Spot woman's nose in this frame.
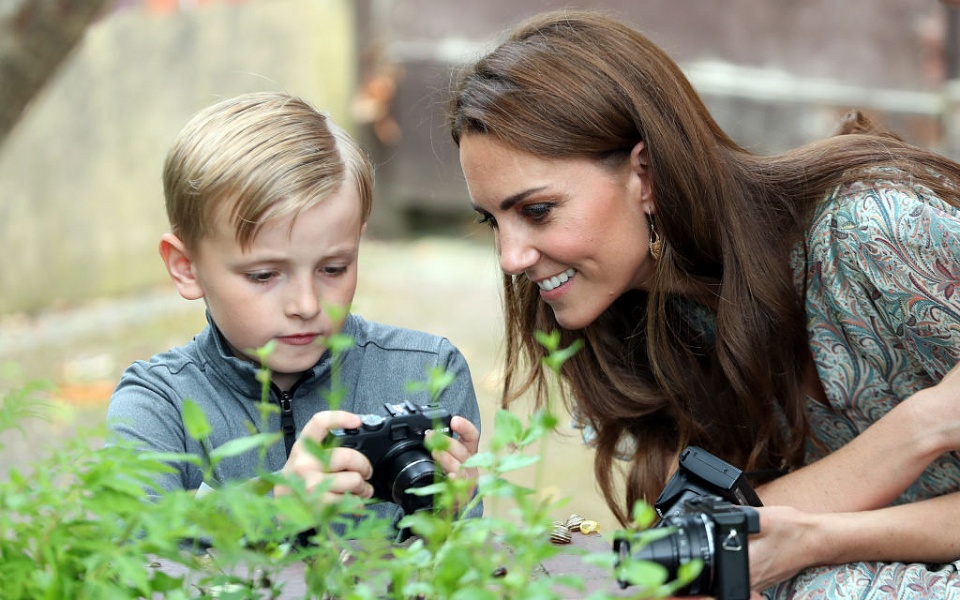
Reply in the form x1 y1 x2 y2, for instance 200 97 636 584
497 228 539 276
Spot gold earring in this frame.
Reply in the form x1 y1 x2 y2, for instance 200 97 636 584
648 214 663 261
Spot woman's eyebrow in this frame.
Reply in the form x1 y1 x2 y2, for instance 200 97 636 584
471 187 548 213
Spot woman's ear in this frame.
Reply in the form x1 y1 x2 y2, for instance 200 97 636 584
159 233 204 301
630 140 649 171
629 141 655 209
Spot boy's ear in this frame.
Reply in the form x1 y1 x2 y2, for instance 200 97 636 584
159 233 204 301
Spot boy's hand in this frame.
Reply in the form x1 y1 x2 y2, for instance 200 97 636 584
276 410 375 502
428 416 480 487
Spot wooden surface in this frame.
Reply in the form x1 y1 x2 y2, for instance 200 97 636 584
151 531 631 598
539 531 637 598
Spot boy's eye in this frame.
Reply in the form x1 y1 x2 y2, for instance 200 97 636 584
245 271 276 284
322 266 348 276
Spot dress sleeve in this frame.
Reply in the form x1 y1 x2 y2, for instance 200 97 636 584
769 179 960 600
808 178 960 385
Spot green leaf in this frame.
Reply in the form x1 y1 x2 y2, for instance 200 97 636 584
425 430 451 453
462 452 496 469
209 433 282 461
181 399 211 441
675 558 704 587
616 557 668 589
452 587 499 600
631 500 659 530
405 482 446 496
405 365 457 403
519 409 559 446
495 454 540 473
139 452 202 467
149 570 186 592
491 410 524 450
254 339 277 361
542 338 583 372
534 329 561 352
326 332 354 354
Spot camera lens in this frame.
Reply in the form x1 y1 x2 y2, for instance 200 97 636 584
380 444 439 514
633 513 715 596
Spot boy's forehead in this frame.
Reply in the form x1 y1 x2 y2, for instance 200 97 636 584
219 189 365 249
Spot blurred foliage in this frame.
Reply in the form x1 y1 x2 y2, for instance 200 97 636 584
0 335 691 598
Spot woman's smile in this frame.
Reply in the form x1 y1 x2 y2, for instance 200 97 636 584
536 268 577 292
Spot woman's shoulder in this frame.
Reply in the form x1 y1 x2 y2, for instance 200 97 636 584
805 168 958 252
817 167 959 221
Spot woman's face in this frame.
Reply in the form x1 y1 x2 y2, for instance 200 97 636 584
459 134 657 330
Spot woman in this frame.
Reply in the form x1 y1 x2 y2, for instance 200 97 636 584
449 9 960 598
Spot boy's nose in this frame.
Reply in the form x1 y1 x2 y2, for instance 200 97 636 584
285 278 321 319
497 228 539 276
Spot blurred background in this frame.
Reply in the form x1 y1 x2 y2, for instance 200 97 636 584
1 0 958 530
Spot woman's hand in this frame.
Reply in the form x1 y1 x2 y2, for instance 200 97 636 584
748 505 823 592
276 410 374 503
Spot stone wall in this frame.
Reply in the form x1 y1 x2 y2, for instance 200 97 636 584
0 0 355 315
2 0 958 315
361 0 960 231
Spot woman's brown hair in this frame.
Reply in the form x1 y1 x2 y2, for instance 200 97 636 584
449 10 960 524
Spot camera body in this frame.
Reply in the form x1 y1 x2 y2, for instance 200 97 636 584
613 446 762 600
330 400 452 515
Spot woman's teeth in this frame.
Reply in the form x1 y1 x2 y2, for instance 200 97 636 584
538 268 576 291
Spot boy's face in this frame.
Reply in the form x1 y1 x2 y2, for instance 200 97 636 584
179 184 364 389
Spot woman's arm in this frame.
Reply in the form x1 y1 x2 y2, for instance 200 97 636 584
767 180 960 512
748 362 960 590
749 489 960 591
757 363 959 512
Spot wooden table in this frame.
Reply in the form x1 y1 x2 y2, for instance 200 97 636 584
539 531 637 598
151 531 633 598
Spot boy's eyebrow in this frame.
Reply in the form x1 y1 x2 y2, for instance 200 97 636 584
471 186 547 213
236 246 359 264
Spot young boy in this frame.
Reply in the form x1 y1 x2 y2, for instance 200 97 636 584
107 92 482 530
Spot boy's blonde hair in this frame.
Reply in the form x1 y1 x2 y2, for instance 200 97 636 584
163 92 373 250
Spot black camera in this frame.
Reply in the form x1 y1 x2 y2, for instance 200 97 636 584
330 400 452 515
613 446 762 600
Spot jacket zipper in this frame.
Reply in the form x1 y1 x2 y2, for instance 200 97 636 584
277 388 297 457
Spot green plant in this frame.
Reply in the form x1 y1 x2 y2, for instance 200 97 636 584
0 333 694 599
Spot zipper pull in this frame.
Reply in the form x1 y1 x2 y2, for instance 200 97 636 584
279 391 296 456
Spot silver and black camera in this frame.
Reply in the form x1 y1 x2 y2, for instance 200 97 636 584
613 446 762 600
330 400 452 515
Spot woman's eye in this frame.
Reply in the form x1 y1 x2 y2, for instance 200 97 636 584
523 203 553 221
476 212 497 228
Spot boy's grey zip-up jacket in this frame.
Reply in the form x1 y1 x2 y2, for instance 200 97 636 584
107 312 483 525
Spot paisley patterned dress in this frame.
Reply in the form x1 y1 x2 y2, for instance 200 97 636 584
765 174 960 599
